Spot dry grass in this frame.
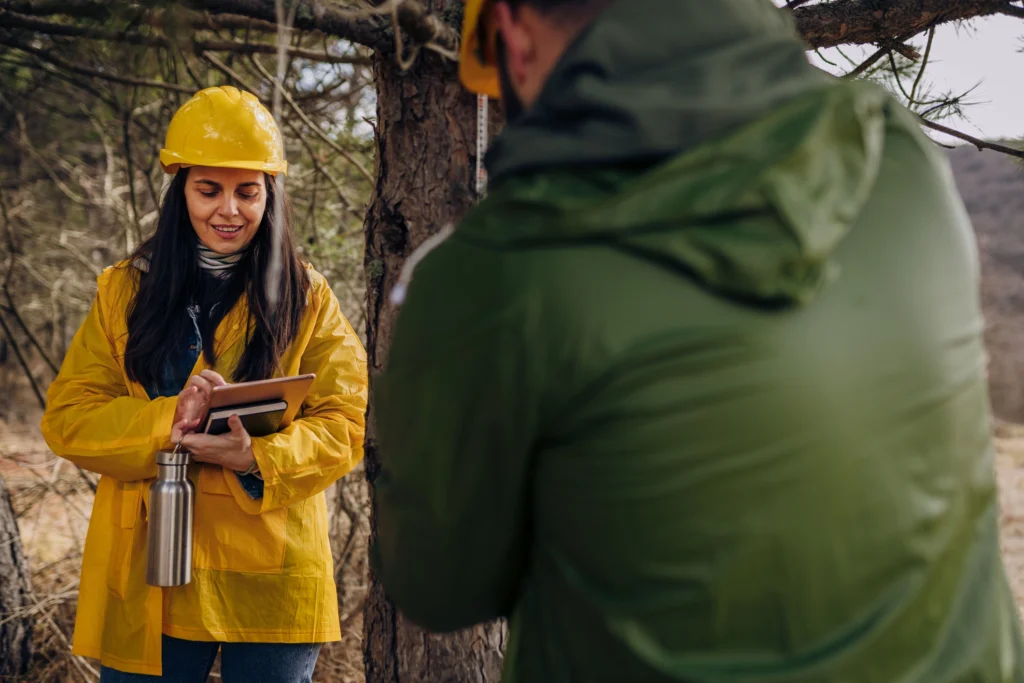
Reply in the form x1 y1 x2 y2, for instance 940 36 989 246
0 421 369 683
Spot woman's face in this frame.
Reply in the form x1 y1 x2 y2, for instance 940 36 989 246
183 166 268 254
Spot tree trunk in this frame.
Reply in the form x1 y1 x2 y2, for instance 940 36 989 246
361 5 506 681
0 474 34 677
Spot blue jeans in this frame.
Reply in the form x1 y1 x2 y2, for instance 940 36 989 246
98 635 321 683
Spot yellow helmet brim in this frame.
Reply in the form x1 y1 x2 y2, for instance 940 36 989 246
459 0 501 99
159 149 287 176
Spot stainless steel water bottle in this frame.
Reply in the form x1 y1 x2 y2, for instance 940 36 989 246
146 444 194 587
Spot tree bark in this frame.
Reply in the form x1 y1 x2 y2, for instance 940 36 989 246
792 0 1017 50
361 2 506 680
0 475 34 678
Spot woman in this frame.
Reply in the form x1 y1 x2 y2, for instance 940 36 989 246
40 86 368 682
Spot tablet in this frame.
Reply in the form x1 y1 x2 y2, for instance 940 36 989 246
200 373 315 432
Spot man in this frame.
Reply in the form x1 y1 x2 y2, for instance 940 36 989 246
371 1 1024 680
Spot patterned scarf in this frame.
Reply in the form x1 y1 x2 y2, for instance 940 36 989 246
196 241 245 278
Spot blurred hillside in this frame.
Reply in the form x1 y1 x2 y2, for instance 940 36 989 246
949 146 1024 422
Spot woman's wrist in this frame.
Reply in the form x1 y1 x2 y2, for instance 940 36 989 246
235 446 259 476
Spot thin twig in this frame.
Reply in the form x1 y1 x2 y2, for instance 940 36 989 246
909 27 936 106
286 119 355 211
22 463 92 522
53 235 103 277
888 51 918 104
249 54 374 184
0 107 89 206
919 118 1024 159
202 48 373 185
0 308 47 409
122 86 144 247
1 300 59 375
845 46 889 79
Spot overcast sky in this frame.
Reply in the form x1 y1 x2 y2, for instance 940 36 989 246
809 14 1024 144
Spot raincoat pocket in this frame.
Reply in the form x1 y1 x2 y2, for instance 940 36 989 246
108 484 142 598
193 465 288 573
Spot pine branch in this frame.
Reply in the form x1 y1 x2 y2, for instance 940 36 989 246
1 0 459 56
794 0 1018 49
998 5 1024 18
189 0 458 55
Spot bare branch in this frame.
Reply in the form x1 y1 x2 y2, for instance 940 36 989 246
287 118 357 212
0 103 90 206
1 300 59 375
0 309 47 409
183 0 458 55
0 33 196 93
845 46 889 78
919 118 1024 159
997 5 1024 18
0 0 114 20
794 0 1018 50
3 0 447 54
196 38 371 64
909 27 936 105
10 0 1014 58
886 40 920 61
52 237 103 277
122 87 144 247
0 11 371 64
249 54 374 184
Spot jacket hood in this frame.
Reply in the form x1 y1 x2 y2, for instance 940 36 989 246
470 0 892 305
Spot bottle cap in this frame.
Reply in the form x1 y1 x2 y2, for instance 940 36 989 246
156 449 191 466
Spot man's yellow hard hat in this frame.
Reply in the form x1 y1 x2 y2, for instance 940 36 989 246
159 85 288 176
459 0 501 99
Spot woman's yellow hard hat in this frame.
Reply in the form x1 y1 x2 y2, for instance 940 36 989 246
459 0 501 99
159 86 288 176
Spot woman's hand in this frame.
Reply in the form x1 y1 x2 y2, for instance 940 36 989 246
170 370 228 442
181 414 257 473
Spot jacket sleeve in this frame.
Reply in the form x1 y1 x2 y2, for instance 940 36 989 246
370 237 538 632
223 279 367 514
40 274 175 482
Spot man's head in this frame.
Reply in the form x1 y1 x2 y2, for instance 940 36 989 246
460 0 613 119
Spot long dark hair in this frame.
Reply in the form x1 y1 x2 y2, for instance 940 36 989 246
123 169 309 386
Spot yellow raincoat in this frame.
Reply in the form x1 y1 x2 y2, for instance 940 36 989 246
40 260 367 676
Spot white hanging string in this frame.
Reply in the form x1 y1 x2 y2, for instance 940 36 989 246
476 93 488 197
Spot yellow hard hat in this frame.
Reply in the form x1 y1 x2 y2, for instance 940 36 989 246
159 85 288 176
459 0 501 99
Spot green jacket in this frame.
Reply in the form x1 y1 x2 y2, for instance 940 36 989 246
372 1 1024 681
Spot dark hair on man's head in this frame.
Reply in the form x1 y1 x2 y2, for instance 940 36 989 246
503 0 614 27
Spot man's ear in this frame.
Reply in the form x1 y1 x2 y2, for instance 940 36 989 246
492 2 536 88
